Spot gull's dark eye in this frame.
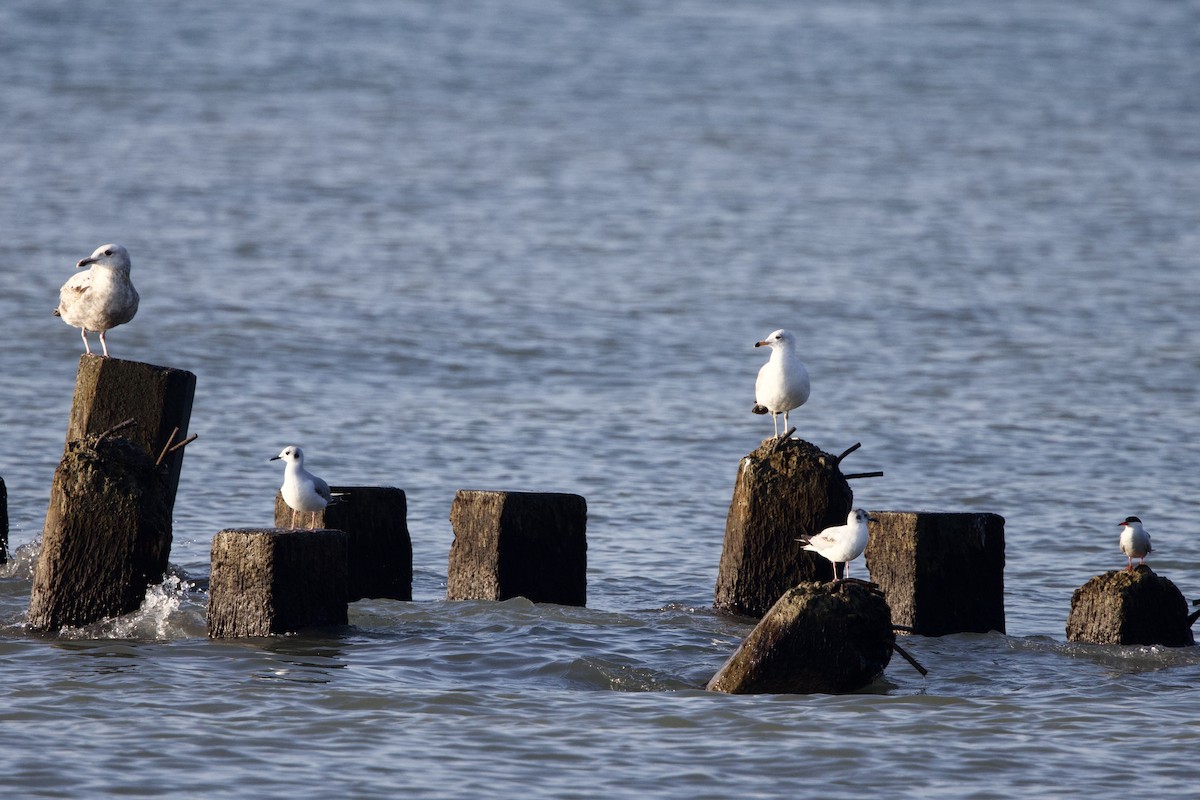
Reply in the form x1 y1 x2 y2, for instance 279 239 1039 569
104 248 113 256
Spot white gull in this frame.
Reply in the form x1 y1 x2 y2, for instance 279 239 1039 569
54 243 139 358
1118 515 1152 571
797 508 874 581
271 445 336 529
753 328 810 439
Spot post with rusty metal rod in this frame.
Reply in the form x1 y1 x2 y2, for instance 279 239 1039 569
28 355 197 631
715 437 882 618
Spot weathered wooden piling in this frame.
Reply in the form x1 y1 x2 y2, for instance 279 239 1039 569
714 438 852 618
447 490 587 606
207 528 349 638
28 434 174 630
28 357 196 631
1066 566 1194 647
274 486 412 601
63 355 196 504
865 511 1005 635
0 476 7 565
707 580 894 694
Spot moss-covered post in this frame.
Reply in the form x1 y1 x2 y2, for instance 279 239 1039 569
28 357 196 631
63 355 196 505
707 581 895 694
1066 566 1194 646
714 438 852 618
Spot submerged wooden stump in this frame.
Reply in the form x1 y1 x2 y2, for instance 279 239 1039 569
707 580 894 694
865 511 1006 635
448 490 587 606
274 486 412 601
714 438 851 618
28 436 174 630
1066 566 1195 647
207 528 349 638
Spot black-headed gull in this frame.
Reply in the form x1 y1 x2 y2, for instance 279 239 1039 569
54 243 140 358
797 508 875 580
753 328 811 439
271 446 336 529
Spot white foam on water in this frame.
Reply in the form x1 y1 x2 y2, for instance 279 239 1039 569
53 573 207 641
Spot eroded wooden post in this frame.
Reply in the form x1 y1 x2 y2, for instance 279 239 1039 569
64 355 196 504
707 581 895 694
28 356 196 631
714 438 851 617
447 490 587 606
274 486 413 601
1066 567 1194 646
207 528 349 637
865 511 1006 635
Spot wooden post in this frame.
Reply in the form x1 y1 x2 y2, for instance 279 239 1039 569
707 580 894 694
207 529 349 638
274 486 412 601
63 355 196 504
447 490 587 606
865 511 1006 635
1066 567 1194 646
0 476 7 565
714 438 850 618
28 357 196 631
28 436 174 630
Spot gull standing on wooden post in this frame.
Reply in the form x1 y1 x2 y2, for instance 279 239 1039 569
271 446 336 529
54 243 140 358
753 328 810 439
797 508 875 581
1118 515 1152 571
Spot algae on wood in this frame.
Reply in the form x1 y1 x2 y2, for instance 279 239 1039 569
29 436 174 630
64 355 196 505
1066 566 1194 647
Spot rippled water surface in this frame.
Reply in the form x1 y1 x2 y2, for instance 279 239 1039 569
2 0 1199 796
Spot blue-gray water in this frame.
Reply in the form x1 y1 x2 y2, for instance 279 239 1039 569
2 1 1199 796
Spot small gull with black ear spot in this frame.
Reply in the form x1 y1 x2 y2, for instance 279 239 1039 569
270 446 338 529
796 508 875 581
